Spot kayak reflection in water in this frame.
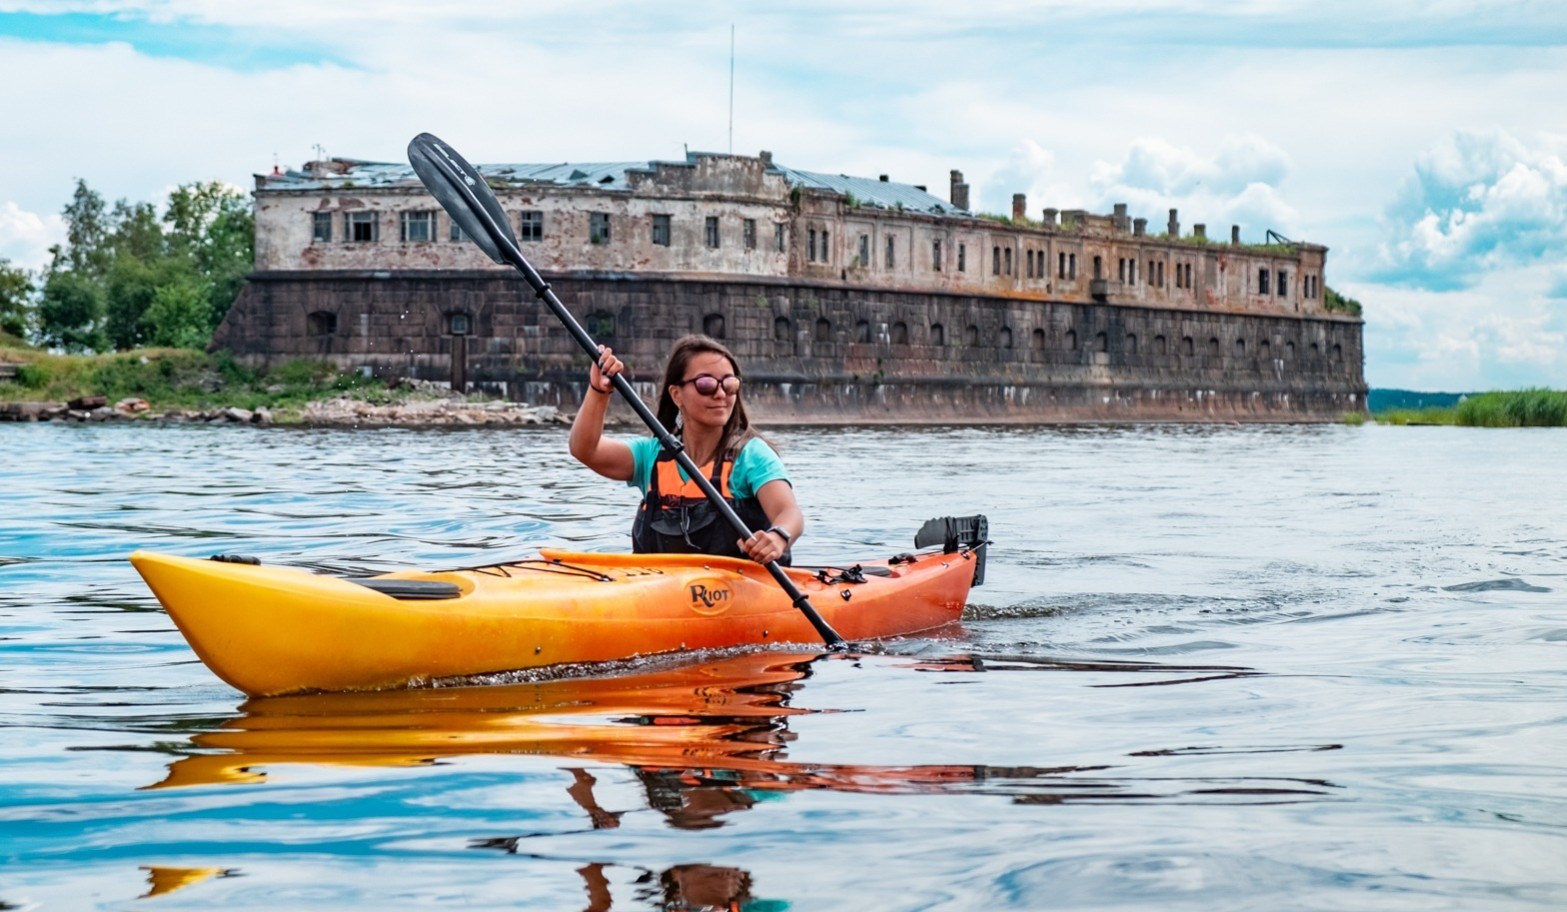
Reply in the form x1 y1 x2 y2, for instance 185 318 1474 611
569 334 801 566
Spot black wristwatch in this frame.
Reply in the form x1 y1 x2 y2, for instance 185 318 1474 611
767 525 792 545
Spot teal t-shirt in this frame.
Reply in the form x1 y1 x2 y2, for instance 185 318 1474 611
627 437 789 499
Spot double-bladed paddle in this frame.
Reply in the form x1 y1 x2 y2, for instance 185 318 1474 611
407 132 848 650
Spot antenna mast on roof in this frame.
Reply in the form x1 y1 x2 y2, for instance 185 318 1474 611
728 24 734 154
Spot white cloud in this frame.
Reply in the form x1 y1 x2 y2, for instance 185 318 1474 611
0 202 63 271
1374 129 1567 290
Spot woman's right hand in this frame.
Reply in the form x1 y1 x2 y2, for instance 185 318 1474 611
591 345 624 394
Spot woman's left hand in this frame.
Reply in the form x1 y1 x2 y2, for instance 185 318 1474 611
740 528 788 564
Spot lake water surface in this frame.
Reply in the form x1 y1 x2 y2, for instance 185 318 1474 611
2 422 1564 910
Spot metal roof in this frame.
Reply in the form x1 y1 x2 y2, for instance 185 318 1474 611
262 153 968 217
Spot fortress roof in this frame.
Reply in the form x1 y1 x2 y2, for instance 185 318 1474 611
259 152 968 218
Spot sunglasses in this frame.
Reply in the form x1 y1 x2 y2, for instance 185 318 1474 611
677 373 741 396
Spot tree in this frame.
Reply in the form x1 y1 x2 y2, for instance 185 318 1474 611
36 269 107 352
164 181 252 333
56 179 113 281
144 274 210 349
0 258 34 340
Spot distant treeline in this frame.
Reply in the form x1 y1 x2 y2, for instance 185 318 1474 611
0 179 253 353
1367 389 1469 412
1371 388 1567 427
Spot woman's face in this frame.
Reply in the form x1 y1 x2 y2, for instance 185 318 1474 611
669 351 739 431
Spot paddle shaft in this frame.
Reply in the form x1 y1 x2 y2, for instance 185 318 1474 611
437 160 846 649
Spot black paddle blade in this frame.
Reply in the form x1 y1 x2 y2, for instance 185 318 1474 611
407 132 518 266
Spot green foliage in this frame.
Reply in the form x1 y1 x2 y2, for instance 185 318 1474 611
1455 389 1567 427
32 177 253 354
1340 410 1366 426
0 258 33 338
1324 286 1363 316
37 270 108 352
1374 407 1457 426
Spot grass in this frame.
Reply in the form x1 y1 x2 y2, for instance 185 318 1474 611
0 344 387 419
1370 389 1567 427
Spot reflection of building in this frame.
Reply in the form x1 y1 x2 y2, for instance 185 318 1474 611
217 151 1366 422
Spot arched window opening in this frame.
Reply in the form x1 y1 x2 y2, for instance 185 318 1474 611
306 311 338 336
1031 328 1045 351
1095 332 1108 353
703 312 726 339
892 321 909 345
1000 327 1013 349
855 319 871 343
584 311 613 339
774 316 792 342
931 323 946 346
1154 334 1167 355
966 324 979 346
814 317 832 343
1126 333 1138 354
1065 329 1078 351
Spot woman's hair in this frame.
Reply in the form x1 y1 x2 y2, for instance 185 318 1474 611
656 333 756 459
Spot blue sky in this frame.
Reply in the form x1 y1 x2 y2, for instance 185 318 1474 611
1 0 1564 391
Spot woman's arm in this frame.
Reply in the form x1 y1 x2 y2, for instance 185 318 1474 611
568 346 635 482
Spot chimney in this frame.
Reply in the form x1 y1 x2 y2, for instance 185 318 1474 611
1012 193 1027 221
1231 225 1241 245
950 170 970 210
1194 224 1206 240
1113 203 1129 231
1168 208 1180 237
1133 217 1147 237
1041 207 1058 227
759 150 773 165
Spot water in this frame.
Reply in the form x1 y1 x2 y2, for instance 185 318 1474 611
2 422 1564 910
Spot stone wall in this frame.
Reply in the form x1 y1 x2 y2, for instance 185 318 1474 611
214 271 1366 423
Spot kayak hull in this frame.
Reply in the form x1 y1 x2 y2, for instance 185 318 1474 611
130 547 982 696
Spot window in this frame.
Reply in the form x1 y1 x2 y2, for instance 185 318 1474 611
345 211 377 243
1066 329 1078 351
966 324 979 345
992 246 1001 275
1126 333 1137 354
590 212 610 244
1058 252 1067 279
586 311 615 338
855 319 870 343
400 210 435 242
931 323 945 346
448 312 471 336
808 229 817 262
1004 248 1012 276
958 243 966 272
311 211 332 243
450 220 467 242
1069 254 1077 280
519 211 543 242
1154 335 1167 354
814 317 831 342
1119 258 1127 283
892 321 909 344
1258 268 1270 295
1001 327 1013 349
1031 328 1045 350
1096 332 1108 353
933 240 942 271
651 214 671 246
1026 250 1034 279
1277 270 1288 296
821 230 830 262
884 235 895 269
703 313 725 338
306 311 337 335
774 315 791 341
858 234 869 267
775 223 786 252
743 219 757 249
704 216 720 249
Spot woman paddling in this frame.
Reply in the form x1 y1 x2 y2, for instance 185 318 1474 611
569 334 800 565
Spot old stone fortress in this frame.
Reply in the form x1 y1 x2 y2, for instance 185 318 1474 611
215 148 1366 422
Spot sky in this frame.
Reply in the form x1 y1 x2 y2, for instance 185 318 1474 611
1 1 1564 392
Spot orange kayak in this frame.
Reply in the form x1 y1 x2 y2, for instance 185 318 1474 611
130 521 986 697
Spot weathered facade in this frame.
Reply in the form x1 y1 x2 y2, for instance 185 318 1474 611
216 151 1366 423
